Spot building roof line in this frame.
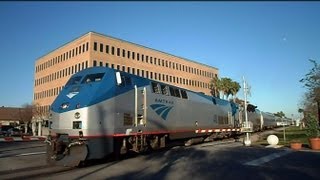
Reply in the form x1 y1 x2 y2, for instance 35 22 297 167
36 31 218 71
35 31 91 61
90 31 218 70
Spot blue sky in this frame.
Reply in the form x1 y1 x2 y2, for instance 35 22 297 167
1 2 319 118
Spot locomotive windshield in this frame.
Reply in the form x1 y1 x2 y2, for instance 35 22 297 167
65 76 82 87
81 73 105 84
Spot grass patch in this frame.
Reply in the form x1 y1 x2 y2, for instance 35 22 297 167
255 126 309 146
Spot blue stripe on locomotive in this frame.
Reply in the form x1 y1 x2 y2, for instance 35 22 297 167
51 66 238 115
51 67 149 113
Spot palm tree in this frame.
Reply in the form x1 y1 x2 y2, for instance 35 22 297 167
220 78 232 99
210 77 241 100
209 76 220 98
230 81 241 100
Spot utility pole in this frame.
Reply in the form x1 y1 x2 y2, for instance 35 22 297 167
243 76 251 146
282 117 286 143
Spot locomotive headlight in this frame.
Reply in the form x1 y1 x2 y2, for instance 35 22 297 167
61 102 69 109
74 112 81 119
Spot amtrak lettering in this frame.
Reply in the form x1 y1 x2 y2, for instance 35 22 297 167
154 98 174 105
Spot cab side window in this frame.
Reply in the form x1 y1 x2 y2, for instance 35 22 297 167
161 84 169 96
151 82 161 94
119 75 132 87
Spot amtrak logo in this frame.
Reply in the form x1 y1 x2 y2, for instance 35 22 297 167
150 104 173 120
66 92 79 99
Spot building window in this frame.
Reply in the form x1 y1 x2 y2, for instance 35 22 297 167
74 65 77 73
106 63 109 67
99 61 103 66
122 49 126 57
117 48 120 56
141 70 144 77
111 64 115 69
142 55 144 62
86 42 89 51
146 56 149 63
94 42 97 51
93 60 97 67
132 68 135 75
137 53 140 61
137 69 140 76
82 44 85 53
100 43 103 52
122 66 125 72
106 45 109 54
127 50 131 59
132 52 135 60
117 65 120 70
79 45 82 54
111 46 115 55
127 67 131 73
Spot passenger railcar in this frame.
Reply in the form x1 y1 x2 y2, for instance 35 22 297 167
46 67 241 166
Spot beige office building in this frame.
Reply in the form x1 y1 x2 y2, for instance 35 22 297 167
33 31 219 116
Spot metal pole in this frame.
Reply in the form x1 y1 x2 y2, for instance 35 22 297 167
243 76 251 146
283 117 286 143
143 87 147 126
134 85 138 126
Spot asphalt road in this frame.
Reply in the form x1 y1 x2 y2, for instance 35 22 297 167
0 141 319 180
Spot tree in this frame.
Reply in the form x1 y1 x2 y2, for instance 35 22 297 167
210 76 220 98
274 111 286 118
209 76 241 100
300 59 320 125
19 103 34 123
210 77 241 99
229 81 241 100
220 77 232 99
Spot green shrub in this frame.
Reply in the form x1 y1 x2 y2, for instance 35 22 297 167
305 113 320 138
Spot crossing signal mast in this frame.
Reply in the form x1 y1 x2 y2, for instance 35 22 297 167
242 76 252 146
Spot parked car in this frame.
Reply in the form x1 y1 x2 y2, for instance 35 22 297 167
0 125 14 137
6 128 22 137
